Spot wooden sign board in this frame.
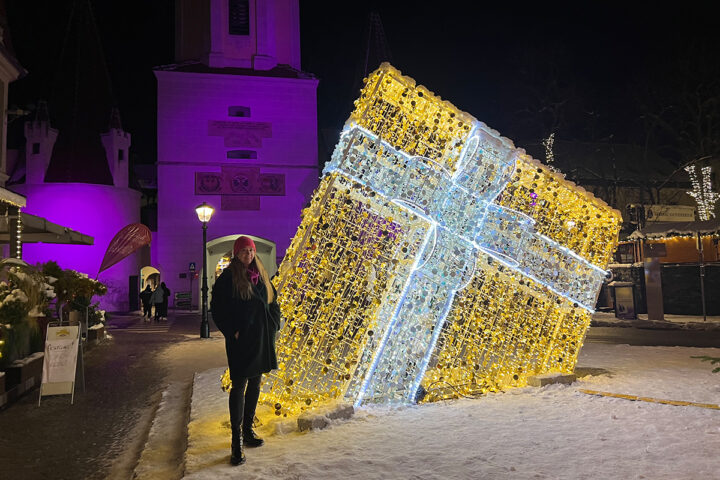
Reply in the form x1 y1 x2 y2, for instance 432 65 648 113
39 325 81 405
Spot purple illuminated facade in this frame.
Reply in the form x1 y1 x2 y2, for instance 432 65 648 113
5 0 317 312
154 0 318 306
17 183 141 308
12 112 141 311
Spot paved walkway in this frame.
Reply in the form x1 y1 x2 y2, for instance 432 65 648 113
0 309 226 480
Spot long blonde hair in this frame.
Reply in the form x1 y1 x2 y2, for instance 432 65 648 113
228 254 274 303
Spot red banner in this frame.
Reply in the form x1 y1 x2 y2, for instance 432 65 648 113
98 223 152 276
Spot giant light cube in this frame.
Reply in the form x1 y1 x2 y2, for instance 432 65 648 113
261 64 621 416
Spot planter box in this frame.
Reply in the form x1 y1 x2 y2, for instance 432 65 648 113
0 352 44 405
87 325 106 344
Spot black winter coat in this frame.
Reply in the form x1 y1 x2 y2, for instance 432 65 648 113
139 289 152 307
210 268 281 378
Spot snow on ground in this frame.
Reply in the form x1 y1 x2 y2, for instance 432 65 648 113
182 343 720 480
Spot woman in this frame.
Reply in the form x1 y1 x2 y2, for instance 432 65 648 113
210 236 281 466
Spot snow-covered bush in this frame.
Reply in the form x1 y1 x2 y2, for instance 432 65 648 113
0 258 56 366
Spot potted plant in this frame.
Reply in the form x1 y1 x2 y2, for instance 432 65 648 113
40 261 107 330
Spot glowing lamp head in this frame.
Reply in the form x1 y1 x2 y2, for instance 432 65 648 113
195 202 215 223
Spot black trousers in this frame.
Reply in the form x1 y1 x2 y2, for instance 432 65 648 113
228 372 262 432
142 303 151 318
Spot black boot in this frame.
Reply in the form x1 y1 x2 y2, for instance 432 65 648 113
230 427 246 465
243 426 264 448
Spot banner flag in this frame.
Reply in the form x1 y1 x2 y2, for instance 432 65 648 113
97 223 152 276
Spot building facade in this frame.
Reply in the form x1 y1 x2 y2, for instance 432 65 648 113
13 105 141 311
153 0 318 306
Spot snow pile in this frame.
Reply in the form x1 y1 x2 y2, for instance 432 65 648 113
184 343 720 479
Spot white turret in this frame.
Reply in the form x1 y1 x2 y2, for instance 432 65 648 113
100 107 131 188
23 100 58 184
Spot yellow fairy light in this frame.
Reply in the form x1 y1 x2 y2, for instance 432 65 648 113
257 63 621 416
15 208 22 258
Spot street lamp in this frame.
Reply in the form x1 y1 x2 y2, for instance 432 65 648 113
195 202 215 338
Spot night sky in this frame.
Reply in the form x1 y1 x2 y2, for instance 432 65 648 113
5 1 718 168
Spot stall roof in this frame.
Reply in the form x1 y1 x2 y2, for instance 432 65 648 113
628 218 720 239
0 187 26 208
0 213 93 245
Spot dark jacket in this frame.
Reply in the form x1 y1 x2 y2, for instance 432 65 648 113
150 287 164 305
160 285 171 316
210 268 281 378
139 288 152 307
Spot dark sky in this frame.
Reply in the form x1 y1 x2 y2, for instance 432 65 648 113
5 1 718 166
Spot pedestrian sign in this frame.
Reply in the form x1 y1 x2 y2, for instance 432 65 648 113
189 262 196 272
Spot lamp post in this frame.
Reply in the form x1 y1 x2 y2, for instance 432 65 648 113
195 202 215 338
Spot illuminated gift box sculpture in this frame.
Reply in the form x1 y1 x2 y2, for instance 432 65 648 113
260 63 621 416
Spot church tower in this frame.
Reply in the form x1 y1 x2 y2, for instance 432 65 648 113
13 0 141 311
154 0 318 307
175 0 300 70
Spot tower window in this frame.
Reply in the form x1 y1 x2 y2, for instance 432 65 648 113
32 143 40 154
227 150 257 160
118 149 125 160
228 106 251 117
228 0 250 36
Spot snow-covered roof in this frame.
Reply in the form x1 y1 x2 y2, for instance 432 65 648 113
628 218 720 239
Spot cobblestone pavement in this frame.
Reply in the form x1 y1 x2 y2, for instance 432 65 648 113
0 311 213 480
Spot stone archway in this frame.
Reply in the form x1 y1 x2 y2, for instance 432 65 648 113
203 234 277 303
140 265 161 290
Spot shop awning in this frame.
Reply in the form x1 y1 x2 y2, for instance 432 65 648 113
0 212 93 245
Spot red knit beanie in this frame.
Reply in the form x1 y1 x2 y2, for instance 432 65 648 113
233 236 256 256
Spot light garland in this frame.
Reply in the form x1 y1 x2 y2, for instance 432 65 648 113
16 210 23 259
542 132 555 165
685 165 719 221
257 64 621 416
649 234 720 241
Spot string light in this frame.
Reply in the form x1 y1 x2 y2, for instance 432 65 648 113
685 165 719 221
16 209 22 259
542 132 555 166
642 233 720 241
257 63 621 416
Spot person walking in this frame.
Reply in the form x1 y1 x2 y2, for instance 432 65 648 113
150 284 164 323
210 236 281 466
160 282 171 321
139 285 153 322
